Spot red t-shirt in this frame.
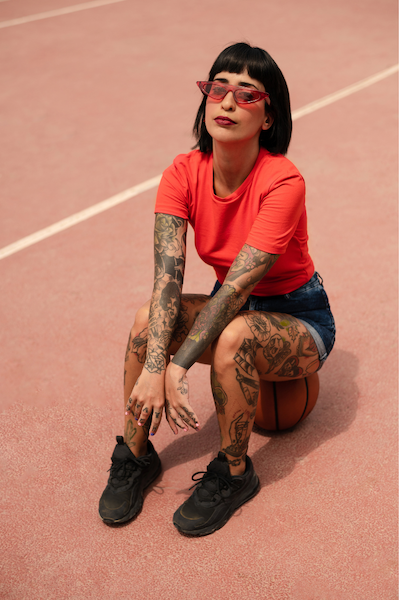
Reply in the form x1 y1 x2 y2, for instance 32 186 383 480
155 148 314 296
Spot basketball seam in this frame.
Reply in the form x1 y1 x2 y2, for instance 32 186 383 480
297 377 309 425
273 382 280 431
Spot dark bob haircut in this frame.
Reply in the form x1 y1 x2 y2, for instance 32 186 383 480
193 43 292 155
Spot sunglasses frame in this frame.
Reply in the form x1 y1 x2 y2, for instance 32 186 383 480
197 81 270 105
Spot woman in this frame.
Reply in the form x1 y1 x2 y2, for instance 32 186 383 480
99 42 335 536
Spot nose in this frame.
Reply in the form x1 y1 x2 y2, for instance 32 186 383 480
221 90 236 111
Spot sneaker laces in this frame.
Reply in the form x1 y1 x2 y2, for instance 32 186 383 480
108 455 152 489
189 470 232 501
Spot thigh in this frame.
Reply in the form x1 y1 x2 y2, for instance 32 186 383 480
230 310 320 381
169 294 212 364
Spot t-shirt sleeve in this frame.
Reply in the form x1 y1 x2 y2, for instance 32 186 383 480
154 157 190 220
246 171 306 254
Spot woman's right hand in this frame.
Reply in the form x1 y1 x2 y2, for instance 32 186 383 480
125 369 165 436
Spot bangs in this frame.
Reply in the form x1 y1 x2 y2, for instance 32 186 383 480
209 44 267 84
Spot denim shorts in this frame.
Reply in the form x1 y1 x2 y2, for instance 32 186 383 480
210 272 336 368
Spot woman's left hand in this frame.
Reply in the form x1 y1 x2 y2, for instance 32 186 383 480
164 362 200 434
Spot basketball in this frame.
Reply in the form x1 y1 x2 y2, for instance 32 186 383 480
254 373 320 431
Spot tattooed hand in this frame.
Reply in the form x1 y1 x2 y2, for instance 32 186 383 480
125 369 165 436
164 362 200 434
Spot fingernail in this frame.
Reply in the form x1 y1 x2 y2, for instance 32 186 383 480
183 428 188 432
150 433 155 436
138 422 142 427
135 417 138 421
125 411 129 416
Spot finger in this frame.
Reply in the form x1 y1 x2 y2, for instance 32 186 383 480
165 402 182 435
132 402 142 420
165 409 178 435
176 410 191 431
125 396 136 415
149 409 163 437
168 405 190 432
165 397 199 432
180 405 200 431
167 412 184 434
173 403 200 431
137 406 151 427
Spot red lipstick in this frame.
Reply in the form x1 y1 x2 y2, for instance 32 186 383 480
214 117 236 126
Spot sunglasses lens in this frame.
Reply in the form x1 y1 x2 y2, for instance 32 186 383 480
200 82 211 95
207 83 227 99
235 89 260 103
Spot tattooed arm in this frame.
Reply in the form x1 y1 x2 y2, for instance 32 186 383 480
171 244 279 370
164 244 278 432
128 213 188 434
144 213 187 375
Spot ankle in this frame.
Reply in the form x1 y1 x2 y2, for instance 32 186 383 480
226 456 246 477
132 442 149 458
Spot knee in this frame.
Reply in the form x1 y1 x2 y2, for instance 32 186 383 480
131 300 151 335
212 317 248 371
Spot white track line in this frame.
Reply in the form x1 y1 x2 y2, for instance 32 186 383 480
292 64 398 120
0 176 162 260
0 64 398 261
0 0 126 29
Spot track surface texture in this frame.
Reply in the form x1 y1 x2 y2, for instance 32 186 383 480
0 1 398 599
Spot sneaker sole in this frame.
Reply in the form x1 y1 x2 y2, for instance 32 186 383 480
173 475 260 537
100 459 162 525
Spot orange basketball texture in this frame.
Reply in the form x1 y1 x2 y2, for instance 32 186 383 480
254 373 320 431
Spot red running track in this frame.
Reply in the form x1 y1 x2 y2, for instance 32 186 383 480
0 1 398 598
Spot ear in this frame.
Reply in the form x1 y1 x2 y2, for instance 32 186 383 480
262 115 274 131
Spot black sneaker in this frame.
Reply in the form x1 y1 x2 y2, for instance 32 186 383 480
99 436 161 524
173 452 260 537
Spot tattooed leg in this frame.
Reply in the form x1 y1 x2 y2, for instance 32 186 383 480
222 409 254 465
211 367 228 415
211 310 320 474
235 368 259 407
211 354 259 476
257 313 320 380
211 324 261 476
124 302 153 457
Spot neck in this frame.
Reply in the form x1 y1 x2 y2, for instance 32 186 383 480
212 139 260 198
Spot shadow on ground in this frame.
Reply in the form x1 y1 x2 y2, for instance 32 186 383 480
157 348 359 489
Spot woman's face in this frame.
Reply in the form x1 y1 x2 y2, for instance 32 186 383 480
204 70 272 147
